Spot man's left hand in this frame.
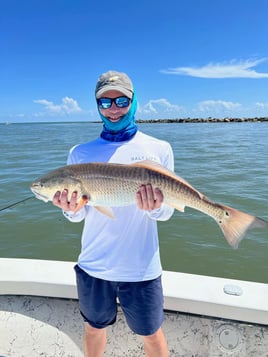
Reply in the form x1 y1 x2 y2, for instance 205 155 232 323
136 184 163 211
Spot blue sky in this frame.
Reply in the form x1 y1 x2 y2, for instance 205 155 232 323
1 0 268 122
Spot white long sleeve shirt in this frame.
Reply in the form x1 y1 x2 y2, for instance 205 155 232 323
64 131 174 281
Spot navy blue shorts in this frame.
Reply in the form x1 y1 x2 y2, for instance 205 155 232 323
74 264 164 336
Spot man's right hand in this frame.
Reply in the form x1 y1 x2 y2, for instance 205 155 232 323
52 189 79 211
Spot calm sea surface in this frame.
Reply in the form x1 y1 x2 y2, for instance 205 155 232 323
0 122 267 283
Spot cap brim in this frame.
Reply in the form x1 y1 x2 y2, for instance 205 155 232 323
96 85 133 99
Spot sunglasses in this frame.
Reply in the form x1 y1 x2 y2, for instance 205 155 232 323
97 96 131 109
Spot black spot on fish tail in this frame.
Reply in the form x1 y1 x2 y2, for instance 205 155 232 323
216 204 268 249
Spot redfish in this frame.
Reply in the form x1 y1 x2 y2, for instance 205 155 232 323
31 160 268 248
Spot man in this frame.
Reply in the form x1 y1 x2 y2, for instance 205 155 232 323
53 70 174 356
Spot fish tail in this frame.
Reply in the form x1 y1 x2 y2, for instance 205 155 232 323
217 204 268 249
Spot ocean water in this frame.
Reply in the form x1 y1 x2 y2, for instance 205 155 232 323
0 121 267 283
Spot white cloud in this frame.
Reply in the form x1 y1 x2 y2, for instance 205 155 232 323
161 58 268 78
197 100 241 112
256 102 268 108
137 98 246 119
191 100 243 118
34 97 82 116
7 113 26 118
139 98 184 116
254 102 268 116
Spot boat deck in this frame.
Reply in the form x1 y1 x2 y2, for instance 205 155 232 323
0 258 267 356
1 295 268 357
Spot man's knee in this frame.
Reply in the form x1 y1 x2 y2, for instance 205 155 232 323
84 322 106 337
143 328 168 356
143 327 165 342
83 323 107 357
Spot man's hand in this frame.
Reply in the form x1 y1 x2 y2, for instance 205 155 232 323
53 189 79 212
136 184 163 211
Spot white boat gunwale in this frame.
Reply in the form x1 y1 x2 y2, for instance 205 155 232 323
0 257 267 325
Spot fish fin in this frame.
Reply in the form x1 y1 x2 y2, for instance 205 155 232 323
95 206 115 219
132 160 203 198
168 202 185 212
74 196 88 213
216 204 268 249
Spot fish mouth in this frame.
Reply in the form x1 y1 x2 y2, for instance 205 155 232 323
30 186 49 202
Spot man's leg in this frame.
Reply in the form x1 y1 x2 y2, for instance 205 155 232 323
74 266 117 356
118 277 167 355
143 327 168 357
84 322 107 357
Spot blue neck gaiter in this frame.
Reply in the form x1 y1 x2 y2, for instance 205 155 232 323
99 91 138 142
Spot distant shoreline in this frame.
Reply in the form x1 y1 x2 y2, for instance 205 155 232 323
2 117 268 125
94 117 268 124
136 117 268 124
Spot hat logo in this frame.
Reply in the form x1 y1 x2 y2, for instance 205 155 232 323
108 76 119 82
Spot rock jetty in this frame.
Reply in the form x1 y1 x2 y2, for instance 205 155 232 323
136 117 268 124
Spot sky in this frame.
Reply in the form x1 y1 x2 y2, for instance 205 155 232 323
1 0 268 123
